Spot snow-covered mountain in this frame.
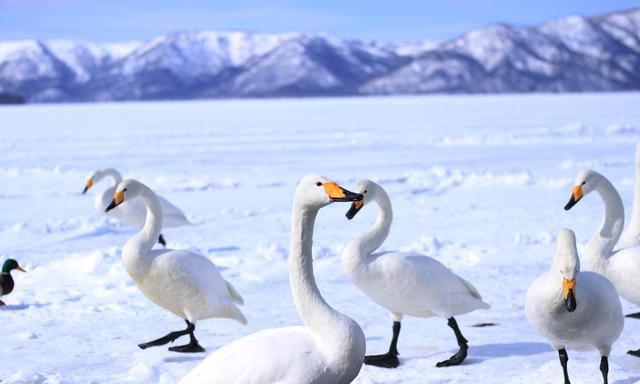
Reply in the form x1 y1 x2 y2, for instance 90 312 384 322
0 8 639 102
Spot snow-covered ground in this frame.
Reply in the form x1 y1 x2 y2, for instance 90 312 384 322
1 93 640 383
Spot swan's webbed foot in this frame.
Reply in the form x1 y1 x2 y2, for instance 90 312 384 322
436 317 469 368
168 327 205 353
0 299 5 306
627 349 640 357
436 345 468 367
625 312 640 319
364 321 401 368
158 234 167 247
169 341 205 353
364 351 399 368
138 320 195 350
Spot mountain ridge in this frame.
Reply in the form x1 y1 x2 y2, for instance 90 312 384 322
0 7 639 102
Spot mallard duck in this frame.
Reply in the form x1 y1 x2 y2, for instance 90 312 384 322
0 259 26 306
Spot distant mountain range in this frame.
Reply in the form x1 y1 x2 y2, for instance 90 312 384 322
0 8 639 102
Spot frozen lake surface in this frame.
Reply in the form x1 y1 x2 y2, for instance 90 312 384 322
1 94 640 383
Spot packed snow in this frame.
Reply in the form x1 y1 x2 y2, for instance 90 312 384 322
1 93 640 383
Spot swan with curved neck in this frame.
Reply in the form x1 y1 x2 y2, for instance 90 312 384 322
525 228 623 384
83 168 190 246
342 180 489 368
106 179 246 353
180 175 366 384
564 169 640 356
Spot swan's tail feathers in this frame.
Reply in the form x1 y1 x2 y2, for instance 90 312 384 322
221 304 248 325
458 276 491 309
225 280 245 305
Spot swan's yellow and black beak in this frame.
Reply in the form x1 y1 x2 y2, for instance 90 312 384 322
563 277 577 312
564 186 583 210
82 178 93 194
105 190 125 212
346 200 364 220
323 182 363 203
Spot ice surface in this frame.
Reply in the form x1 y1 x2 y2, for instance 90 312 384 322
1 94 640 383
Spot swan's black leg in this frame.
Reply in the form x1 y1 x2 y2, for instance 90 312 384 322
138 320 193 350
0 299 5 306
559 348 571 384
600 356 608 384
364 321 401 368
625 312 640 319
158 234 167 247
436 317 468 367
628 349 640 357
169 320 205 353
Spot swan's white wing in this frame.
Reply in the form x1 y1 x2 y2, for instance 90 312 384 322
136 249 246 323
157 195 190 227
607 247 640 305
180 326 327 384
367 252 488 317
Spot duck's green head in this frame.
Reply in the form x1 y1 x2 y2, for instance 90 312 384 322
2 259 26 273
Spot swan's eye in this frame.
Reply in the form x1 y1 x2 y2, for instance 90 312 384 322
581 181 586 186
316 182 322 187
363 190 368 194
123 188 128 192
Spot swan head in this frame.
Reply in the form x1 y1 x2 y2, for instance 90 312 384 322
345 180 379 220
2 259 26 273
553 228 580 312
294 175 363 209
104 179 142 212
82 170 101 194
564 169 601 210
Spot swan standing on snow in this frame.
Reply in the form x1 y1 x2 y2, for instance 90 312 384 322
525 228 623 384
83 168 190 246
0 259 26 306
618 143 640 250
342 180 489 368
564 169 640 356
105 179 246 353
180 175 366 384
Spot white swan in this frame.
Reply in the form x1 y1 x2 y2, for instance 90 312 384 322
618 143 640 250
341 180 489 368
83 168 190 246
525 228 623 384
105 179 246 353
564 169 640 356
180 175 366 384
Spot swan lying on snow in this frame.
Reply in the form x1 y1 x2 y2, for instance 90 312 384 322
106 179 246 353
564 169 640 356
180 175 366 384
83 168 190 246
525 228 623 384
342 180 489 368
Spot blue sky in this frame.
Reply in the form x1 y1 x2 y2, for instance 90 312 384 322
0 0 638 43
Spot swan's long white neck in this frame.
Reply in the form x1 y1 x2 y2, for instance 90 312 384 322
619 145 640 249
122 186 163 278
289 202 351 348
99 168 122 186
342 189 393 273
584 176 624 270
